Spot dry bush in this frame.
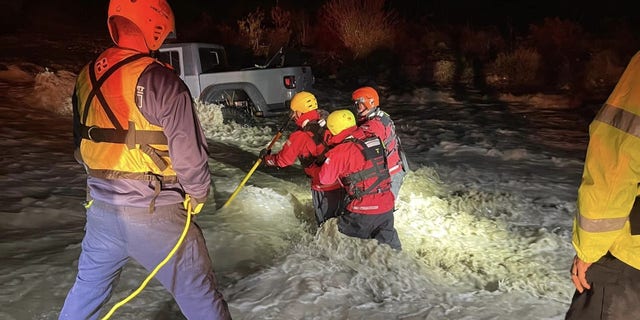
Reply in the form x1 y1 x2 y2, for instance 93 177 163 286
236 6 295 58
321 0 398 58
433 60 456 85
237 8 266 56
432 59 473 86
263 6 293 55
271 6 291 31
487 47 541 89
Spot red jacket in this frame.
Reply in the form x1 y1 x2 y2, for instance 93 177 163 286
319 127 394 214
355 109 404 176
264 111 340 191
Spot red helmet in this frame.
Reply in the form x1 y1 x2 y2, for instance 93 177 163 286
352 86 379 110
107 0 175 51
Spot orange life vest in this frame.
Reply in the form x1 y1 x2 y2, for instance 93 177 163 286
75 47 178 185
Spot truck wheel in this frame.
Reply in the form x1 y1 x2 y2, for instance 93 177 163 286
220 106 255 126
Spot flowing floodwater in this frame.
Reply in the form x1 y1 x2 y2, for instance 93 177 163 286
0 65 596 319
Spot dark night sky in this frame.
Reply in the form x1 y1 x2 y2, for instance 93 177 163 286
1 0 638 38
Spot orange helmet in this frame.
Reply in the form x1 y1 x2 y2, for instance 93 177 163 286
351 86 379 110
107 0 175 51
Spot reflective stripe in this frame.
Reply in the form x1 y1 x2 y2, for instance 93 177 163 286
596 103 640 138
578 213 628 232
389 163 402 174
352 205 380 211
312 182 340 190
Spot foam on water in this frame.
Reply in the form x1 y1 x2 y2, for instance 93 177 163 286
0 63 581 319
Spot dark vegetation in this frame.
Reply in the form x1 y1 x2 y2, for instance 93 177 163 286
2 0 639 106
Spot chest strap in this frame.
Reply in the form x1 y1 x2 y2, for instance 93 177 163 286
341 137 390 199
82 121 170 171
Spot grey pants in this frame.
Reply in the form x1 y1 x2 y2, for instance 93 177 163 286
565 252 640 320
59 201 231 320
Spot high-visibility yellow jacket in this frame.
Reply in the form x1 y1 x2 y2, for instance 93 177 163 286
574 51 640 270
75 47 177 183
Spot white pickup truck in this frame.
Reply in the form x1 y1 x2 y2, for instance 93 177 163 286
156 42 314 123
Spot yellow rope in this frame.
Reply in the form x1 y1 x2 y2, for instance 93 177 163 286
223 116 290 208
100 202 193 320
223 158 263 208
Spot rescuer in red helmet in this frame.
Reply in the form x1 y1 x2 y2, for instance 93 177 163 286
59 1 231 319
351 86 408 202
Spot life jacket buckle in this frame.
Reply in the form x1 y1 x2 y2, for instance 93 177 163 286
87 125 98 141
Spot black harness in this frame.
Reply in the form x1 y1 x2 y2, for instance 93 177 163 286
341 135 390 200
298 120 330 168
80 54 171 171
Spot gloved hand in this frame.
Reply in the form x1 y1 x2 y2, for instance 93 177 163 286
259 148 271 159
315 153 327 165
183 194 205 215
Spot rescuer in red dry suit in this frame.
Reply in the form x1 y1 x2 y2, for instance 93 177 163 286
262 91 346 226
351 86 409 201
318 109 402 250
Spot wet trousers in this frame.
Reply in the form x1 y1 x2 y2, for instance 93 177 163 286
312 187 346 226
565 252 640 320
337 209 402 250
59 200 231 320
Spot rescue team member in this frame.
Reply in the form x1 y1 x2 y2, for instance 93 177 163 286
261 91 346 226
351 86 408 200
566 51 640 319
60 0 231 319
318 110 402 250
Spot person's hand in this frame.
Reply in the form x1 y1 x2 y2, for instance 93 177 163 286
259 148 271 159
571 255 593 293
260 148 277 166
183 194 205 215
315 153 327 165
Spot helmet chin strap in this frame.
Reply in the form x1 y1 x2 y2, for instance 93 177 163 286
358 106 376 118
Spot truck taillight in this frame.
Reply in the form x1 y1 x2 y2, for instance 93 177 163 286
283 75 296 89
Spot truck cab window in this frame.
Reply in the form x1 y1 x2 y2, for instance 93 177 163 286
156 50 182 75
199 48 222 73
